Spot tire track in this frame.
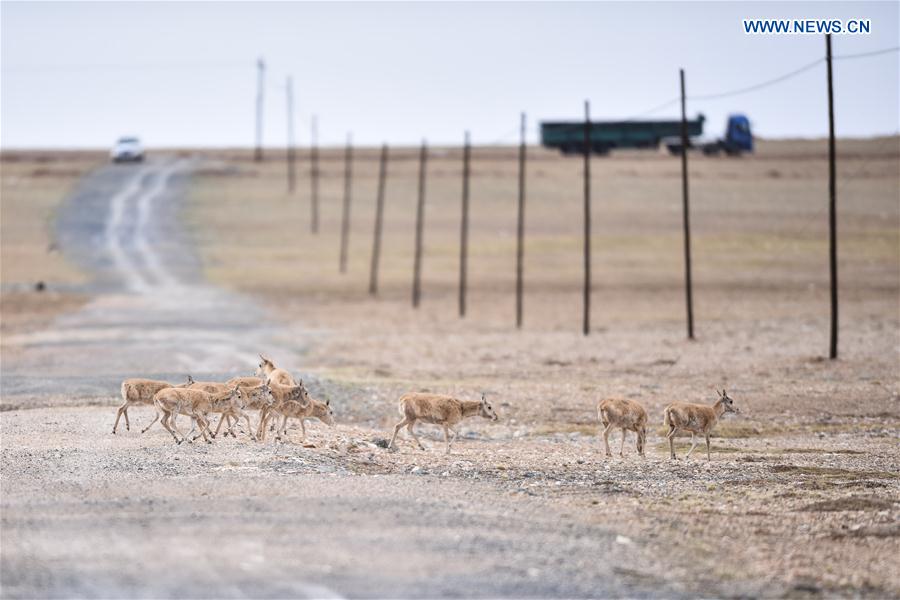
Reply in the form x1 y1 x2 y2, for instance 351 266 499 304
3 157 305 381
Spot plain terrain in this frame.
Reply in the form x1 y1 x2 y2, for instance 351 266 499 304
1 138 899 598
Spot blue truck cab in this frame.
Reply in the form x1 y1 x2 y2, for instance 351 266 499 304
722 114 753 154
664 113 754 156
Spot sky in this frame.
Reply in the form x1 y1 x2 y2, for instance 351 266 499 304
1 1 898 149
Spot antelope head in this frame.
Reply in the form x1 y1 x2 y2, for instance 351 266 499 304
291 380 312 407
718 389 739 414
480 393 499 422
229 386 244 408
255 354 274 377
315 398 335 426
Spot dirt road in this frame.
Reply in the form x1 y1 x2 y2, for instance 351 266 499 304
1 158 679 598
3 158 305 384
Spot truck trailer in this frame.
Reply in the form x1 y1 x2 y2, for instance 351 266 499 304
540 113 753 156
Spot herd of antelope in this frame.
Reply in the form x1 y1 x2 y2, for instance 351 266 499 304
112 355 333 445
113 354 740 459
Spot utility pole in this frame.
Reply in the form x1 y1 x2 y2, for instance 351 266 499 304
582 100 592 336
412 140 427 308
516 113 526 329
680 68 694 340
369 144 389 295
310 116 319 233
826 34 838 359
459 131 471 318
339 134 352 273
255 57 265 162
286 76 295 193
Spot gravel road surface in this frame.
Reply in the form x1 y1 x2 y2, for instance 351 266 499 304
1 158 674 598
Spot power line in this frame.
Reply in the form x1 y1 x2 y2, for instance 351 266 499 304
688 45 898 102
0 61 251 73
690 57 825 101
486 127 520 145
620 97 680 122
619 45 899 120
833 46 900 60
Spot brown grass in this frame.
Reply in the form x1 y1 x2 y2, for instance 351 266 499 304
800 496 897 512
0 151 102 287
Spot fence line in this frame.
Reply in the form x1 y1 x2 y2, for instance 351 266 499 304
254 43 895 349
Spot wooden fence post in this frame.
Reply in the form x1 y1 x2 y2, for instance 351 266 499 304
286 76 296 193
310 116 319 234
826 34 838 359
680 68 695 340
459 132 471 317
582 101 592 336
339 134 352 273
255 58 264 162
369 144 388 295
516 113 526 329
412 140 427 307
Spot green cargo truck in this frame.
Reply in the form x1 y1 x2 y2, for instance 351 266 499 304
540 114 706 155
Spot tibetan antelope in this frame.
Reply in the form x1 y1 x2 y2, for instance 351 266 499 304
226 376 264 388
112 375 193 434
388 392 498 454
272 397 334 442
597 398 647 458
255 354 297 387
148 387 242 444
258 381 311 441
188 380 273 440
216 377 275 438
663 389 739 460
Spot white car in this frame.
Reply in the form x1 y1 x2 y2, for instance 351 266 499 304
110 136 144 163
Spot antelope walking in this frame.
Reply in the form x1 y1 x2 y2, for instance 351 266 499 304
148 387 243 444
597 398 647 457
188 380 273 440
388 392 498 454
272 397 334 443
258 381 311 441
219 377 275 438
663 389 739 460
112 375 193 434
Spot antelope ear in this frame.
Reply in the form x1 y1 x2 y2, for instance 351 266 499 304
326 399 330 406
481 393 487 403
